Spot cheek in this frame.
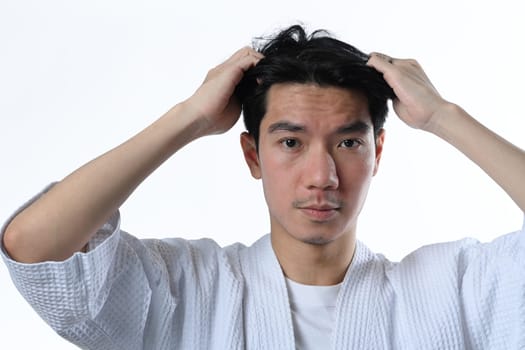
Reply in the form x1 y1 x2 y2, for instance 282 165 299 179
338 156 376 191
259 155 296 206
261 162 287 186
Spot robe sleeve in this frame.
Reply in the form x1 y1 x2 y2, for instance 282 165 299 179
458 214 525 348
1 185 152 350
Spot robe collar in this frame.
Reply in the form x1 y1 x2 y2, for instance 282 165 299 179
241 234 388 349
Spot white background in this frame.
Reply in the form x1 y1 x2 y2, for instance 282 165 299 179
1 0 524 348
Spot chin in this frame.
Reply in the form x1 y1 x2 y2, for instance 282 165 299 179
299 234 340 246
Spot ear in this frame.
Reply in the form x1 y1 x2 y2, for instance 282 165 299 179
373 129 385 176
240 132 262 179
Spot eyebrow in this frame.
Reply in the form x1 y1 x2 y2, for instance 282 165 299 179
267 121 305 133
335 121 371 134
267 120 371 134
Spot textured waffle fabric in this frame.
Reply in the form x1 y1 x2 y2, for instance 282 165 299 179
2 188 525 349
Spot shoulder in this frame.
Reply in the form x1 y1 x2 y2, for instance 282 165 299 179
140 235 250 262
376 221 525 295
126 234 253 281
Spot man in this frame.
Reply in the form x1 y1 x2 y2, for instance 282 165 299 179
1 25 524 349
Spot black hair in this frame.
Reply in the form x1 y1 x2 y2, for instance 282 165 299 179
235 24 395 147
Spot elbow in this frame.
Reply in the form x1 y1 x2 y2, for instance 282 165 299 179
3 217 83 263
3 222 24 261
3 221 44 264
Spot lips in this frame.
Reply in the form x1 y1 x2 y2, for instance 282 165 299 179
299 205 340 221
303 204 339 210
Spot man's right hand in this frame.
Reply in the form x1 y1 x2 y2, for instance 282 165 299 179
182 47 263 137
2 47 262 263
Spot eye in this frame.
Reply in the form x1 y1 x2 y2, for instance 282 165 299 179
279 138 301 149
338 139 360 149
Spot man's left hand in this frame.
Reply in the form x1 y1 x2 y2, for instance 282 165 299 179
367 53 450 133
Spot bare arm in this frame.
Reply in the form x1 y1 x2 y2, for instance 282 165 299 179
2 47 263 263
367 54 525 213
426 103 525 213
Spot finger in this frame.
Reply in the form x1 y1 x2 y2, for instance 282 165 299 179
371 52 394 64
213 52 263 86
212 47 263 76
204 48 262 83
233 52 263 73
367 52 396 73
229 46 264 62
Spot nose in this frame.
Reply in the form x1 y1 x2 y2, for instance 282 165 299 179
304 147 339 190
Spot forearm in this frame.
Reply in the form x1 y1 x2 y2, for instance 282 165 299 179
3 46 262 263
3 102 205 263
426 103 525 212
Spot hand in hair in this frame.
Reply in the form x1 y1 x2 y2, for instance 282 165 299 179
367 53 450 133
369 52 525 212
183 47 263 136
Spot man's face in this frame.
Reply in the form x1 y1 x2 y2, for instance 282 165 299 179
241 83 384 246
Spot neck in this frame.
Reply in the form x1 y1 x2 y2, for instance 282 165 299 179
271 230 356 286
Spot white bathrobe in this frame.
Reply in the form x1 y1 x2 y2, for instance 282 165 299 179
2 191 525 349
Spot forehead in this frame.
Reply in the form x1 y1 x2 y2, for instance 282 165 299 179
263 83 371 129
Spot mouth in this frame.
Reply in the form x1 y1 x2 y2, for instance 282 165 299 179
298 206 340 221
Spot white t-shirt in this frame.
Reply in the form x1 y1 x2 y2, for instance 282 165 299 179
286 278 342 349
